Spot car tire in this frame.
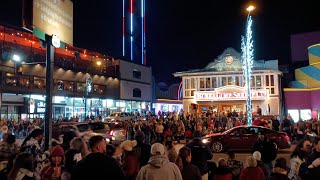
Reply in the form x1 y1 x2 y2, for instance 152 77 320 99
212 141 223 152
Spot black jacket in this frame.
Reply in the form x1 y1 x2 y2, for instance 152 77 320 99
186 138 213 175
132 142 151 167
267 172 290 180
71 153 125 180
251 138 277 163
181 163 202 180
300 151 320 179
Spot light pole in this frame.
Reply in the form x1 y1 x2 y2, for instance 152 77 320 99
84 60 101 121
241 5 255 126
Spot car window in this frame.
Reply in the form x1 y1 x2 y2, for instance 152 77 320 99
90 122 105 130
76 124 90 132
229 129 240 136
248 127 260 134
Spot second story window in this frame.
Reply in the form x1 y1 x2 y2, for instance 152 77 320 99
133 69 141 79
133 88 141 98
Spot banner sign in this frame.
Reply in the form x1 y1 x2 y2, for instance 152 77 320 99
194 85 268 101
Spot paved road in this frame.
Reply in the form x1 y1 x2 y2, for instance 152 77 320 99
175 143 295 167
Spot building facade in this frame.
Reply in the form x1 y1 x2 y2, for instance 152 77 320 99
0 26 151 121
284 43 320 122
174 48 282 116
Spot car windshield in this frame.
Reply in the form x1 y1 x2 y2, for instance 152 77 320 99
110 113 120 117
76 124 90 132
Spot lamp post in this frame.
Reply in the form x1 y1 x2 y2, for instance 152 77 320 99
241 5 255 126
84 60 101 121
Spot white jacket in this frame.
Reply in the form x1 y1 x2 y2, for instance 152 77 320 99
136 155 182 180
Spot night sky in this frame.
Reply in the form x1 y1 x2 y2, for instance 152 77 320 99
2 0 320 84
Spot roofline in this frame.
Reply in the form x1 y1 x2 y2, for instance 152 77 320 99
173 70 282 77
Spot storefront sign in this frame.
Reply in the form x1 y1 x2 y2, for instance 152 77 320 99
194 85 268 101
36 101 46 113
33 0 73 45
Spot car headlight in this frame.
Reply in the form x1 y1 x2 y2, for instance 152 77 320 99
202 138 210 144
105 138 110 143
111 137 116 141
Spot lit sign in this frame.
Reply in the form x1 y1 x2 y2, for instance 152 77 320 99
194 85 268 101
52 34 60 48
36 101 46 113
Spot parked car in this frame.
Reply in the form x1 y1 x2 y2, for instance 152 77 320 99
202 126 291 152
52 122 108 144
104 112 135 122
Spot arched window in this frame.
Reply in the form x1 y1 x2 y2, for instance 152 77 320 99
133 69 141 79
133 88 141 98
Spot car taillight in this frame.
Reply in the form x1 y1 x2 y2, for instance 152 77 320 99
110 130 114 136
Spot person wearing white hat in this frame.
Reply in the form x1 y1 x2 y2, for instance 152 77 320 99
136 143 182 180
120 140 140 180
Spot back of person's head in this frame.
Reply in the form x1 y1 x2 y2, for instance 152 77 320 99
134 130 145 143
21 128 43 149
151 143 165 156
312 136 320 146
193 130 202 139
64 149 79 173
8 153 34 179
246 156 257 167
177 146 192 171
6 134 16 144
227 151 235 159
88 135 104 149
106 144 116 156
274 157 288 171
62 131 77 150
218 158 227 167
70 137 86 153
252 151 261 161
165 140 174 149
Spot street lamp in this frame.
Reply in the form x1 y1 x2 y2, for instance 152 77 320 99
84 60 101 121
241 5 255 126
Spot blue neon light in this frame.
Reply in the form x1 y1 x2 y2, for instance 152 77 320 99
131 36 133 60
141 0 144 64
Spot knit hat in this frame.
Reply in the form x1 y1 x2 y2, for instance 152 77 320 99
120 140 137 151
193 130 202 139
50 145 65 157
151 143 165 155
252 151 261 161
134 130 145 143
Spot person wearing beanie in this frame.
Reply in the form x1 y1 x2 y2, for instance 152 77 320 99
186 130 212 179
136 143 182 180
266 157 290 180
120 140 140 180
133 130 151 167
40 145 65 180
253 151 268 177
239 156 265 180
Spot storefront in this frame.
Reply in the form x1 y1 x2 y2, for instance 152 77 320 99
153 99 183 114
174 48 282 116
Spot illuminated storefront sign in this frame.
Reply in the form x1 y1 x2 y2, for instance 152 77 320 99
194 85 268 101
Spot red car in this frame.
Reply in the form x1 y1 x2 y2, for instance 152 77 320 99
202 126 291 152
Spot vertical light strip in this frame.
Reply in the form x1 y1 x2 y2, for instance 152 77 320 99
143 0 146 65
122 0 125 56
130 0 133 60
141 0 144 64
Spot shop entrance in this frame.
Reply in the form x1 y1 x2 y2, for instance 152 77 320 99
198 103 244 113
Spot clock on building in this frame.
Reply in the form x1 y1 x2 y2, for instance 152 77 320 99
224 55 234 65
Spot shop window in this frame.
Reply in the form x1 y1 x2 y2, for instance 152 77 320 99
191 78 195 89
133 88 141 97
93 85 105 94
133 69 141 79
235 76 240 86
266 75 269 86
76 83 86 93
288 109 299 123
34 77 45 89
206 78 210 89
222 77 227 86
18 76 30 88
211 77 217 88
200 78 205 89
300 109 311 121
270 75 274 86
5 76 17 87
191 90 195 96
57 80 74 91
185 90 190 96
227 77 232 85
256 76 261 88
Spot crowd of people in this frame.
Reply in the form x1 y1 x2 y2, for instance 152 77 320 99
0 110 320 180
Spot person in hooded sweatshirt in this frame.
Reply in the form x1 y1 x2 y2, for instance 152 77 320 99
136 143 182 180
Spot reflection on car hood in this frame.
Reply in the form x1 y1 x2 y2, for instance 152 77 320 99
205 133 222 138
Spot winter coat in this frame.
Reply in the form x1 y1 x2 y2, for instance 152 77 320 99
136 155 182 180
167 148 178 163
251 138 277 163
15 168 35 180
239 167 265 180
180 163 201 180
132 142 151 167
186 138 213 175
288 156 303 180
214 167 232 180
267 172 290 180
122 152 140 180
300 151 320 179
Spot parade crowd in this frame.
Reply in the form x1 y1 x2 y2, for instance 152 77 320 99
0 110 320 180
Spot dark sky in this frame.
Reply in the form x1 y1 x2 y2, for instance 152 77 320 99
1 0 320 84
72 0 320 84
